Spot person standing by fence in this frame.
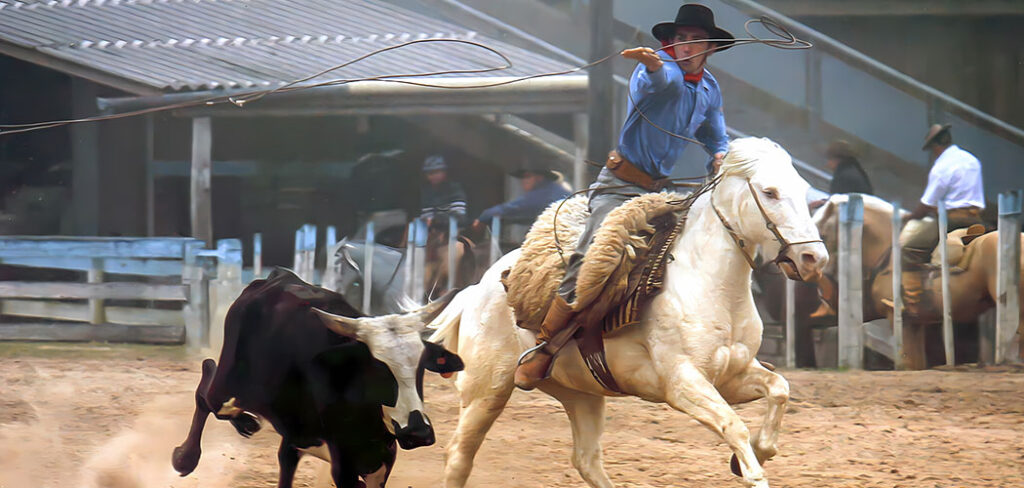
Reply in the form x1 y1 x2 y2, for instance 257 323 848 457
899 124 985 318
826 140 873 195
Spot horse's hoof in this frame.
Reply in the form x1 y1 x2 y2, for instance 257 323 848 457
230 412 261 437
730 453 742 477
172 445 200 476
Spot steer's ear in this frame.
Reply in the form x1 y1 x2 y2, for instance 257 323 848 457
312 308 363 339
420 340 465 375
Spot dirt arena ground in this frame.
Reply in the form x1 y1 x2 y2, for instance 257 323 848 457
1 342 1022 488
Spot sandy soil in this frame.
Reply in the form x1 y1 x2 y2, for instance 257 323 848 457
1 342 1023 488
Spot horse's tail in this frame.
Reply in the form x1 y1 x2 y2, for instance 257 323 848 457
427 284 473 352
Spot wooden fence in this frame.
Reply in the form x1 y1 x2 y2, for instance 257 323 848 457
0 236 243 348
300 215 503 313
783 191 1023 368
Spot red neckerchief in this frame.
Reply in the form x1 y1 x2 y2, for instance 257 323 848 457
659 39 703 85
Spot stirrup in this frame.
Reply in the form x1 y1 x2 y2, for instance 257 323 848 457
517 341 549 366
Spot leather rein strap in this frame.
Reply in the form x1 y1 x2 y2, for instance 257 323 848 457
711 179 824 270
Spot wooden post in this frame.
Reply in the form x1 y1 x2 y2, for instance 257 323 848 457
363 221 375 314
321 226 337 291
88 258 106 324
183 241 210 350
304 224 317 284
293 228 303 278
996 190 1022 364
891 201 905 369
190 117 213 248
412 218 426 305
404 221 415 299
71 78 100 236
490 216 502 265
837 195 864 369
145 115 156 237
784 278 796 368
587 0 614 166
447 215 457 291
573 113 589 191
938 201 954 366
253 233 262 280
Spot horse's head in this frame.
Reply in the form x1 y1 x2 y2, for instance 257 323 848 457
714 137 828 282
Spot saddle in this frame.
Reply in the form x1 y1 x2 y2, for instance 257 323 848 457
502 192 695 392
929 224 987 273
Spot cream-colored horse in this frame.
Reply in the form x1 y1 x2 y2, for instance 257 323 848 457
812 194 1024 369
429 138 828 488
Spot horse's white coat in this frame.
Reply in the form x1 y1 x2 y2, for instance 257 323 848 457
429 138 828 488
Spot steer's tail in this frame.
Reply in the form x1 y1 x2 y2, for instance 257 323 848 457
427 284 474 353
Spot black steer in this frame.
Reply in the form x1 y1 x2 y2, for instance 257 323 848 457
172 268 462 488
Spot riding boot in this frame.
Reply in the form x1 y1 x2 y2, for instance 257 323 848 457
514 296 575 391
901 268 929 319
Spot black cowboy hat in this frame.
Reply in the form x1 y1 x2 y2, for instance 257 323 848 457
652 4 735 51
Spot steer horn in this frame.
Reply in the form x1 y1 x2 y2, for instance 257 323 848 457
311 308 363 339
410 289 461 326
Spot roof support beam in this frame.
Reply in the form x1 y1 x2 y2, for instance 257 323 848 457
97 76 588 117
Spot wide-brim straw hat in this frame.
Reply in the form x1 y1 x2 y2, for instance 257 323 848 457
921 123 952 150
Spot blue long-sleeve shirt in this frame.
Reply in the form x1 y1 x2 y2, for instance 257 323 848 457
477 179 571 225
617 52 729 179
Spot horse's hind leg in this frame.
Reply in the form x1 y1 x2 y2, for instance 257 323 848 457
172 358 218 475
719 361 790 468
541 384 613 488
664 361 768 488
443 371 514 488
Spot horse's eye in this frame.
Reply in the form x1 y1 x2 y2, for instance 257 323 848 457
763 188 779 200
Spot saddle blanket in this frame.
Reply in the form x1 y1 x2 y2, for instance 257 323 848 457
503 191 689 335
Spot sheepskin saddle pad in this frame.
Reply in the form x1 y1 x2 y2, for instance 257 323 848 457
503 191 690 335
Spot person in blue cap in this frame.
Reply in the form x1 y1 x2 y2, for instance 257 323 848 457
418 155 468 227
515 3 735 390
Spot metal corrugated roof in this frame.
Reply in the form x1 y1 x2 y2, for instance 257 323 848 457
0 0 574 93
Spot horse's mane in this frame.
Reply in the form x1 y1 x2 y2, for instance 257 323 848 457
719 137 792 178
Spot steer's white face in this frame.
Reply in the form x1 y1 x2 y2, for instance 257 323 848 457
313 293 461 448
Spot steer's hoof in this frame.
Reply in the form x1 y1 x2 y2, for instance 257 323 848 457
730 454 742 477
172 445 199 476
231 412 261 437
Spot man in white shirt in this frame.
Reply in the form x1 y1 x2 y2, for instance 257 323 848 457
899 123 985 317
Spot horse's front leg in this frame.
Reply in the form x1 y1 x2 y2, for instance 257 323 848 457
719 361 789 467
662 361 768 488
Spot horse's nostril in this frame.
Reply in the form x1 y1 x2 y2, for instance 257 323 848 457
801 252 818 265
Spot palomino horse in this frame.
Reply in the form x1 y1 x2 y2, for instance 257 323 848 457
428 138 828 488
813 194 1024 369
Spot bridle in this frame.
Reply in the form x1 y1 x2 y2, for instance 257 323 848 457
710 178 824 272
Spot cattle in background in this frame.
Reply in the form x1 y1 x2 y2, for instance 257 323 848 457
171 268 463 488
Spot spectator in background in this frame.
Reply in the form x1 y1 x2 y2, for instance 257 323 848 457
419 155 467 228
473 165 571 229
826 140 873 195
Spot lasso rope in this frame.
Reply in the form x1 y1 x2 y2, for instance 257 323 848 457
0 16 809 137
